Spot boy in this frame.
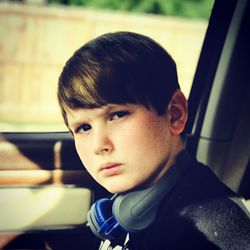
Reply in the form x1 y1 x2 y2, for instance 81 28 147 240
58 32 250 249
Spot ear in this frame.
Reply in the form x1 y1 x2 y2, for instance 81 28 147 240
166 90 188 135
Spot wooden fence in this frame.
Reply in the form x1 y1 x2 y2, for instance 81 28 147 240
0 2 207 130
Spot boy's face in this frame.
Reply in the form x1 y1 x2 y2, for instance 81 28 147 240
67 103 178 193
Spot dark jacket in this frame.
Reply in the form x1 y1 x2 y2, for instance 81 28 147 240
127 152 250 249
92 151 250 249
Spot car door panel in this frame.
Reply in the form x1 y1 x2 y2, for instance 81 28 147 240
0 132 108 249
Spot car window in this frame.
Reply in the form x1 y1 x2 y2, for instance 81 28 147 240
0 0 214 132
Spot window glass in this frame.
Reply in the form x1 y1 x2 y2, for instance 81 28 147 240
0 0 214 132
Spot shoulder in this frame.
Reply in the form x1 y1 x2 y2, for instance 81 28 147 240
158 153 250 249
179 196 250 249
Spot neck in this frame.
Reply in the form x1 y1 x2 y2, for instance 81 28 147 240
142 137 185 189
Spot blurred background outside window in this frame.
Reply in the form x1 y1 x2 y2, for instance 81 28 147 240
0 0 214 132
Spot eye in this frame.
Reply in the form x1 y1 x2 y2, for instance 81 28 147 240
75 124 92 134
110 111 130 120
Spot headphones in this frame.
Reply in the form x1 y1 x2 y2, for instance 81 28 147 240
87 152 190 241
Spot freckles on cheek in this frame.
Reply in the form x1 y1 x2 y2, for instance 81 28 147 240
118 129 139 149
120 134 149 156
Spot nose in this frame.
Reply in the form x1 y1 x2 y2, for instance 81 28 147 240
93 128 114 155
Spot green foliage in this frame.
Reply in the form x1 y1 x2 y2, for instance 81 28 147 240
48 0 214 20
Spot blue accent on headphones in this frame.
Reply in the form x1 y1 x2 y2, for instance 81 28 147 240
87 151 190 241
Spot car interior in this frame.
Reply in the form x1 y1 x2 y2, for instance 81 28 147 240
186 0 250 197
0 0 249 249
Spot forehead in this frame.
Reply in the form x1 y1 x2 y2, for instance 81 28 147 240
67 105 109 123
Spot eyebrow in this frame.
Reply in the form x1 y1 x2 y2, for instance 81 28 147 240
67 105 115 131
68 104 131 126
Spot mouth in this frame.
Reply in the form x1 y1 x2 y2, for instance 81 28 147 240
99 163 122 177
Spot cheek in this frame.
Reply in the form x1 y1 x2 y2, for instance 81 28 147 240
117 122 168 154
134 122 171 159
75 140 92 168
113 126 142 151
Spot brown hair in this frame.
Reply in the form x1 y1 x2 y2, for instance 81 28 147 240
58 31 180 126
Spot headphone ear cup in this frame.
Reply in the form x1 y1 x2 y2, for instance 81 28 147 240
95 198 113 226
87 198 113 240
87 198 126 240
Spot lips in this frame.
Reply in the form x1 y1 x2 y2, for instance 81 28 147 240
99 163 122 177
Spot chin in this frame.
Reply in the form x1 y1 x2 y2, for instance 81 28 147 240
101 176 140 194
105 186 129 194
104 182 136 194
